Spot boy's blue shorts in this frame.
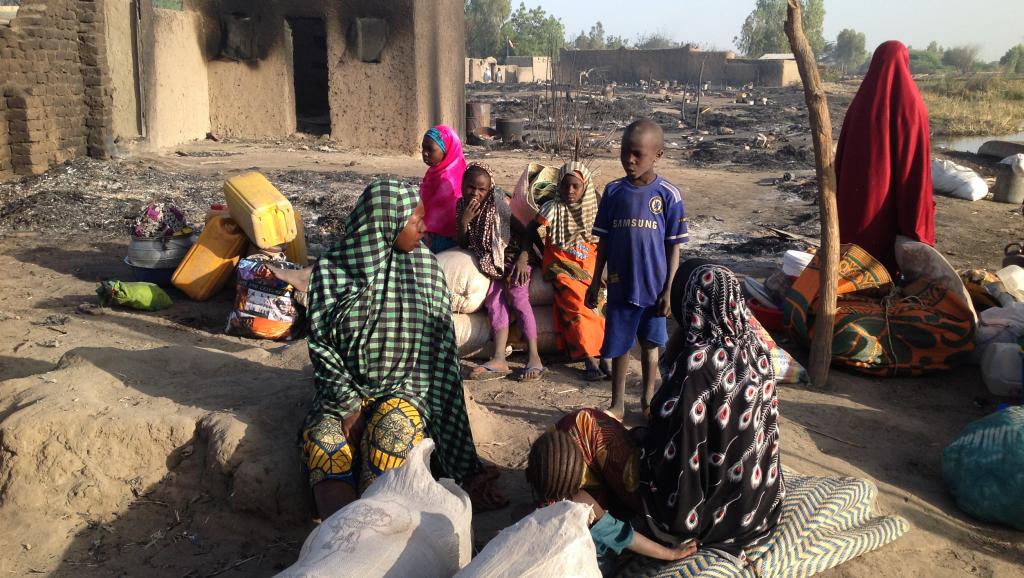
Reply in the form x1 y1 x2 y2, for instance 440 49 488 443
600 302 668 359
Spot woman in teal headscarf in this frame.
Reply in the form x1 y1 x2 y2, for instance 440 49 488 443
301 178 505 518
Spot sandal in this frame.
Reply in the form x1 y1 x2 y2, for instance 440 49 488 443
583 366 605 382
516 365 547 382
465 363 510 381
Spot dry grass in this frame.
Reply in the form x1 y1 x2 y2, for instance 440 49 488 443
919 75 1024 136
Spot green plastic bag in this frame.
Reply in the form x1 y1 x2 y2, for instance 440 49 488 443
96 280 173 311
942 406 1024 530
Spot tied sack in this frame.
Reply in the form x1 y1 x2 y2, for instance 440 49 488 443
437 249 492 314
943 406 1024 531
456 500 601 578
275 440 473 578
226 254 302 340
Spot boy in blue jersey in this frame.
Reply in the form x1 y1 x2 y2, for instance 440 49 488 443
585 119 688 419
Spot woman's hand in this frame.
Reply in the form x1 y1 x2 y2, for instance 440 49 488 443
510 251 531 287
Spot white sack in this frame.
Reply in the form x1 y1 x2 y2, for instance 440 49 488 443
438 249 492 314
454 312 493 357
456 501 601 578
528 274 555 306
276 440 472 578
932 159 988 201
1000 154 1024 176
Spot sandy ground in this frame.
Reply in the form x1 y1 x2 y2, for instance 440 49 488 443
0 131 1023 577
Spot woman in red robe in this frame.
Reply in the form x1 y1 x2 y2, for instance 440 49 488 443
835 40 935 274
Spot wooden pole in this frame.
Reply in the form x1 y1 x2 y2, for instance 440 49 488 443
694 58 706 132
784 0 839 389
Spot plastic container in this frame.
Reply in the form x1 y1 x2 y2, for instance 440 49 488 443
224 172 297 249
980 342 1023 398
127 234 196 269
996 265 1024 302
171 216 248 301
284 210 308 266
125 257 175 287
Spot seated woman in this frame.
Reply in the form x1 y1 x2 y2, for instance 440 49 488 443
457 163 545 382
525 260 783 569
535 162 609 382
301 178 506 519
420 125 467 254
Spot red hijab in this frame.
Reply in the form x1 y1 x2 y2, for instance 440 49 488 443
835 41 935 274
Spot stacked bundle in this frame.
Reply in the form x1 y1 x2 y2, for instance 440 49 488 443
437 249 558 358
171 172 309 340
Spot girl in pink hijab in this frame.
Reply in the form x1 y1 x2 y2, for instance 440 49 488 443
420 125 467 253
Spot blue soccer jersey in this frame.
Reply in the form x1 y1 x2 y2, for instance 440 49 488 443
592 176 688 307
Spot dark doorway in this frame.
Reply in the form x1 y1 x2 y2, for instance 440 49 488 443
287 17 330 135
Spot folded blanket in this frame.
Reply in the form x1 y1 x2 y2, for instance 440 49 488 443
617 473 909 578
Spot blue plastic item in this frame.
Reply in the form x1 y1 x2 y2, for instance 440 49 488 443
124 257 175 287
942 406 1024 530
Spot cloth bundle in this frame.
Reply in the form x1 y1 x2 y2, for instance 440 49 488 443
96 280 173 311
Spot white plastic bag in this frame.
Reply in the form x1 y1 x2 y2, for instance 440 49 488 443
932 159 988 201
276 440 473 578
438 249 493 314
976 302 1024 353
457 501 601 578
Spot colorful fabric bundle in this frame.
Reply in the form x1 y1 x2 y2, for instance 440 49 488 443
225 253 302 340
129 203 193 239
783 244 975 376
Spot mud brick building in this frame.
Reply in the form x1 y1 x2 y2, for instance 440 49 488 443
0 0 465 180
559 47 801 88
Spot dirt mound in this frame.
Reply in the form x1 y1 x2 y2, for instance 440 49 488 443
0 343 313 575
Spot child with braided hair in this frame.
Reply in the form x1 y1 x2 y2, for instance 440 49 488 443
525 409 697 570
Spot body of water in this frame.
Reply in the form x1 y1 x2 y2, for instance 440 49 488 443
934 132 1024 155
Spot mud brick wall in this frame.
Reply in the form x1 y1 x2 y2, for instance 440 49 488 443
559 48 798 88
0 0 115 180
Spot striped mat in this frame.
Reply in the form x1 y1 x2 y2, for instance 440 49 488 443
617 474 909 578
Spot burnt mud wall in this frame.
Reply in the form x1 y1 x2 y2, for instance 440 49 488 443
0 0 115 179
183 0 463 153
559 48 799 88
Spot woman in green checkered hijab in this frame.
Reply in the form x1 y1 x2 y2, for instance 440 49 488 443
303 178 501 518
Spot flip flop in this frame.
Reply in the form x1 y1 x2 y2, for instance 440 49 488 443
465 364 510 381
516 366 548 382
583 366 605 382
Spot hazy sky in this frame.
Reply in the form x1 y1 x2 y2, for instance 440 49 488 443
519 0 1024 61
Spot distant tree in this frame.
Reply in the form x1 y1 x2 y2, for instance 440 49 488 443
501 2 565 57
908 48 945 74
635 32 681 50
834 28 866 74
926 41 943 54
1000 44 1024 74
942 45 981 73
735 0 825 57
465 0 511 57
605 35 629 49
571 21 608 50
